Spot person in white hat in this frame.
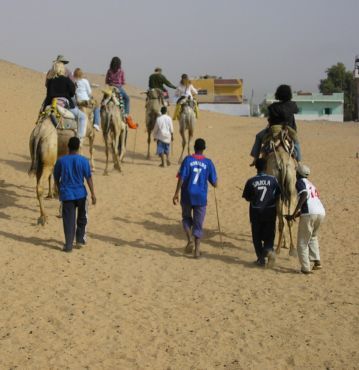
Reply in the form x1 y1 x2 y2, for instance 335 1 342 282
286 164 325 274
45 55 74 86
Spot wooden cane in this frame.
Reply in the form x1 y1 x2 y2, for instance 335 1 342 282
214 187 224 249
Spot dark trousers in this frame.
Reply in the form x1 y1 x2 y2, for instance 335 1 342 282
250 211 276 263
181 204 207 239
62 198 88 250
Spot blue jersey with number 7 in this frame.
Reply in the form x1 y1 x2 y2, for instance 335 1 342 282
178 154 217 206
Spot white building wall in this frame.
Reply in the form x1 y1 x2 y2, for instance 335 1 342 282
294 114 343 123
199 104 250 117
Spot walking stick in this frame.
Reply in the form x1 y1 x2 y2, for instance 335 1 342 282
132 127 138 163
213 187 224 249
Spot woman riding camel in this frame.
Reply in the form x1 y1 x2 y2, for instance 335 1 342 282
250 84 302 166
73 67 101 131
173 74 199 120
105 56 137 128
44 62 87 140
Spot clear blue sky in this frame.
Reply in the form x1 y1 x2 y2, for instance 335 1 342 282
0 0 357 102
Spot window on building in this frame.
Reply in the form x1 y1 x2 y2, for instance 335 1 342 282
198 89 208 95
323 107 332 115
297 107 302 114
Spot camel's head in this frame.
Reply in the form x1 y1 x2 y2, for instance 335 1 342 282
101 86 119 107
146 88 162 100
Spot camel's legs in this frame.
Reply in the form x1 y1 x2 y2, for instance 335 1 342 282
112 131 121 172
46 174 53 199
103 135 110 176
287 219 297 257
118 129 127 163
276 216 285 255
178 127 186 164
89 132 95 171
187 126 193 155
37 165 54 225
146 130 151 159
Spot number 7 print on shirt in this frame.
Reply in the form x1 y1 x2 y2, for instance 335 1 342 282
257 186 267 202
193 168 202 184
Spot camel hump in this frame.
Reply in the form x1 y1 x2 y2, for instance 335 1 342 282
261 125 297 159
56 105 76 120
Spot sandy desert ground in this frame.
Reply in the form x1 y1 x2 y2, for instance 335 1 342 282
0 60 358 369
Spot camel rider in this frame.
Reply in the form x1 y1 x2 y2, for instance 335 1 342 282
105 56 138 128
148 67 176 104
173 74 199 120
44 62 87 140
73 68 101 132
250 84 302 166
45 55 74 87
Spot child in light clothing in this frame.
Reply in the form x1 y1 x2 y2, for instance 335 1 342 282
153 106 174 167
73 68 101 131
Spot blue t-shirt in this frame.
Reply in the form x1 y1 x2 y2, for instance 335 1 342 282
53 154 91 201
178 154 217 206
242 173 281 221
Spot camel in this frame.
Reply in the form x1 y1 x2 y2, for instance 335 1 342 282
29 116 57 225
29 97 98 224
100 89 127 175
178 97 196 163
77 101 97 171
29 112 75 225
265 131 298 257
145 89 163 159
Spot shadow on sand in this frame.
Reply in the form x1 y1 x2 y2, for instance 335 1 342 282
0 180 36 219
0 230 62 251
88 231 265 269
113 212 251 253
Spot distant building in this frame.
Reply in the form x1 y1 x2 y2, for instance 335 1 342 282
266 92 344 122
192 76 250 116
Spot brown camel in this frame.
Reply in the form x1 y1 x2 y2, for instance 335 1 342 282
145 89 163 159
101 89 127 175
266 143 298 257
178 97 196 164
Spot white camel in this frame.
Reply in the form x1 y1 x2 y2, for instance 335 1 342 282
100 88 127 175
178 97 196 163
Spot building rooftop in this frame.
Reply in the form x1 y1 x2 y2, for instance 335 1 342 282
266 92 344 103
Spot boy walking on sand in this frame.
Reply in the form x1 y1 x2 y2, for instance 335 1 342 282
242 158 281 267
54 137 96 252
286 164 325 274
173 138 218 258
153 106 173 167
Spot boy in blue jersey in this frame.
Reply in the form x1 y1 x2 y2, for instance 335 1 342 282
54 137 96 252
173 138 217 258
242 158 281 267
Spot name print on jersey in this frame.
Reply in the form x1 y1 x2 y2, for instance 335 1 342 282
252 179 270 188
189 161 207 170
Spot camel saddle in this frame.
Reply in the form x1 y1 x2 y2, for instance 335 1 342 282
38 104 78 132
53 105 78 131
261 125 297 157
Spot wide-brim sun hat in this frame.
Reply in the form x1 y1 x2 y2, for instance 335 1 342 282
53 55 69 64
297 164 310 177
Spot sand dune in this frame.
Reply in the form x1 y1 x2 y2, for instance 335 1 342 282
0 60 358 369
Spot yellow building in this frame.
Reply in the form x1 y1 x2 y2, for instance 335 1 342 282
192 77 243 104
